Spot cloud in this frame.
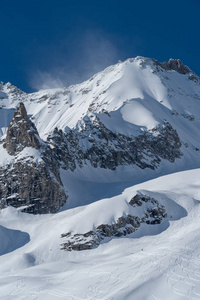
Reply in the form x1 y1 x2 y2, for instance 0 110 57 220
29 70 65 90
29 30 119 91
77 31 119 76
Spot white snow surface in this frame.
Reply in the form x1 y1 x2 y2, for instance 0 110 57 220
0 169 200 299
120 98 159 129
0 57 200 145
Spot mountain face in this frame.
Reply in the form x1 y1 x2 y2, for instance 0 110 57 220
48 118 182 171
0 57 200 215
0 103 67 214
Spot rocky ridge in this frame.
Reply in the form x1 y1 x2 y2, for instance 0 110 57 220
0 56 200 216
60 194 167 251
48 114 182 171
154 58 191 74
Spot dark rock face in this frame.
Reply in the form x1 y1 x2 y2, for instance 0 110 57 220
47 127 84 171
0 102 182 214
4 102 41 155
154 59 191 75
48 115 182 171
60 194 167 251
0 103 67 214
0 159 66 214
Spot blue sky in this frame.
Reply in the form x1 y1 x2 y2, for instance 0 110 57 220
0 0 199 92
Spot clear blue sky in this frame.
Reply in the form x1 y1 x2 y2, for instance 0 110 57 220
0 0 199 92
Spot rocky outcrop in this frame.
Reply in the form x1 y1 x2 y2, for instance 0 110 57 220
60 194 167 251
0 160 66 214
154 58 191 74
3 102 41 155
48 115 182 171
0 103 67 214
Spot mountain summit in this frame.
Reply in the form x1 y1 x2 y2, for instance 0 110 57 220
4 102 41 155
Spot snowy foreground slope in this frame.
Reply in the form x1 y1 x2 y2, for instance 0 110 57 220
0 169 200 299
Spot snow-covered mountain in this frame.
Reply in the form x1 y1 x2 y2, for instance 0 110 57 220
0 57 200 299
0 56 200 212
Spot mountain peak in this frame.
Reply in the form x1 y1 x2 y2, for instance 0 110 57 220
14 102 29 121
153 58 191 74
3 102 41 155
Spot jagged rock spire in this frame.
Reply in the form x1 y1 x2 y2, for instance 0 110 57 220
14 102 29 121
0 102 67 214
4 102 41 155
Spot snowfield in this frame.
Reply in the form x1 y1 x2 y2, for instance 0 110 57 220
1 168 200 299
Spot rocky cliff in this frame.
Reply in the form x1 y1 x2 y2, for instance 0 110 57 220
0 103 67 214
4 102 41 155
48 114 182 171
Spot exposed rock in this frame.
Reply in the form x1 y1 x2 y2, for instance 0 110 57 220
3 102 41 155
0 102 182 214
47 127 84 171
154 58 191 74
0 160 66 214
129 194 167 224
48 115 182 172
60 194 167 251
0 103 67 214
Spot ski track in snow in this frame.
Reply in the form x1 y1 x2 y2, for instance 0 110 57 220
1 172 200 299
5 228 200 299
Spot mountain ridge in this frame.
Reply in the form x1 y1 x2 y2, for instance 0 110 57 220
0 56 200 213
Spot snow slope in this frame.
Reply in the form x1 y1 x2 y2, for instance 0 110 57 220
0 169 200 299
0 57 200 189
0 57 200 142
